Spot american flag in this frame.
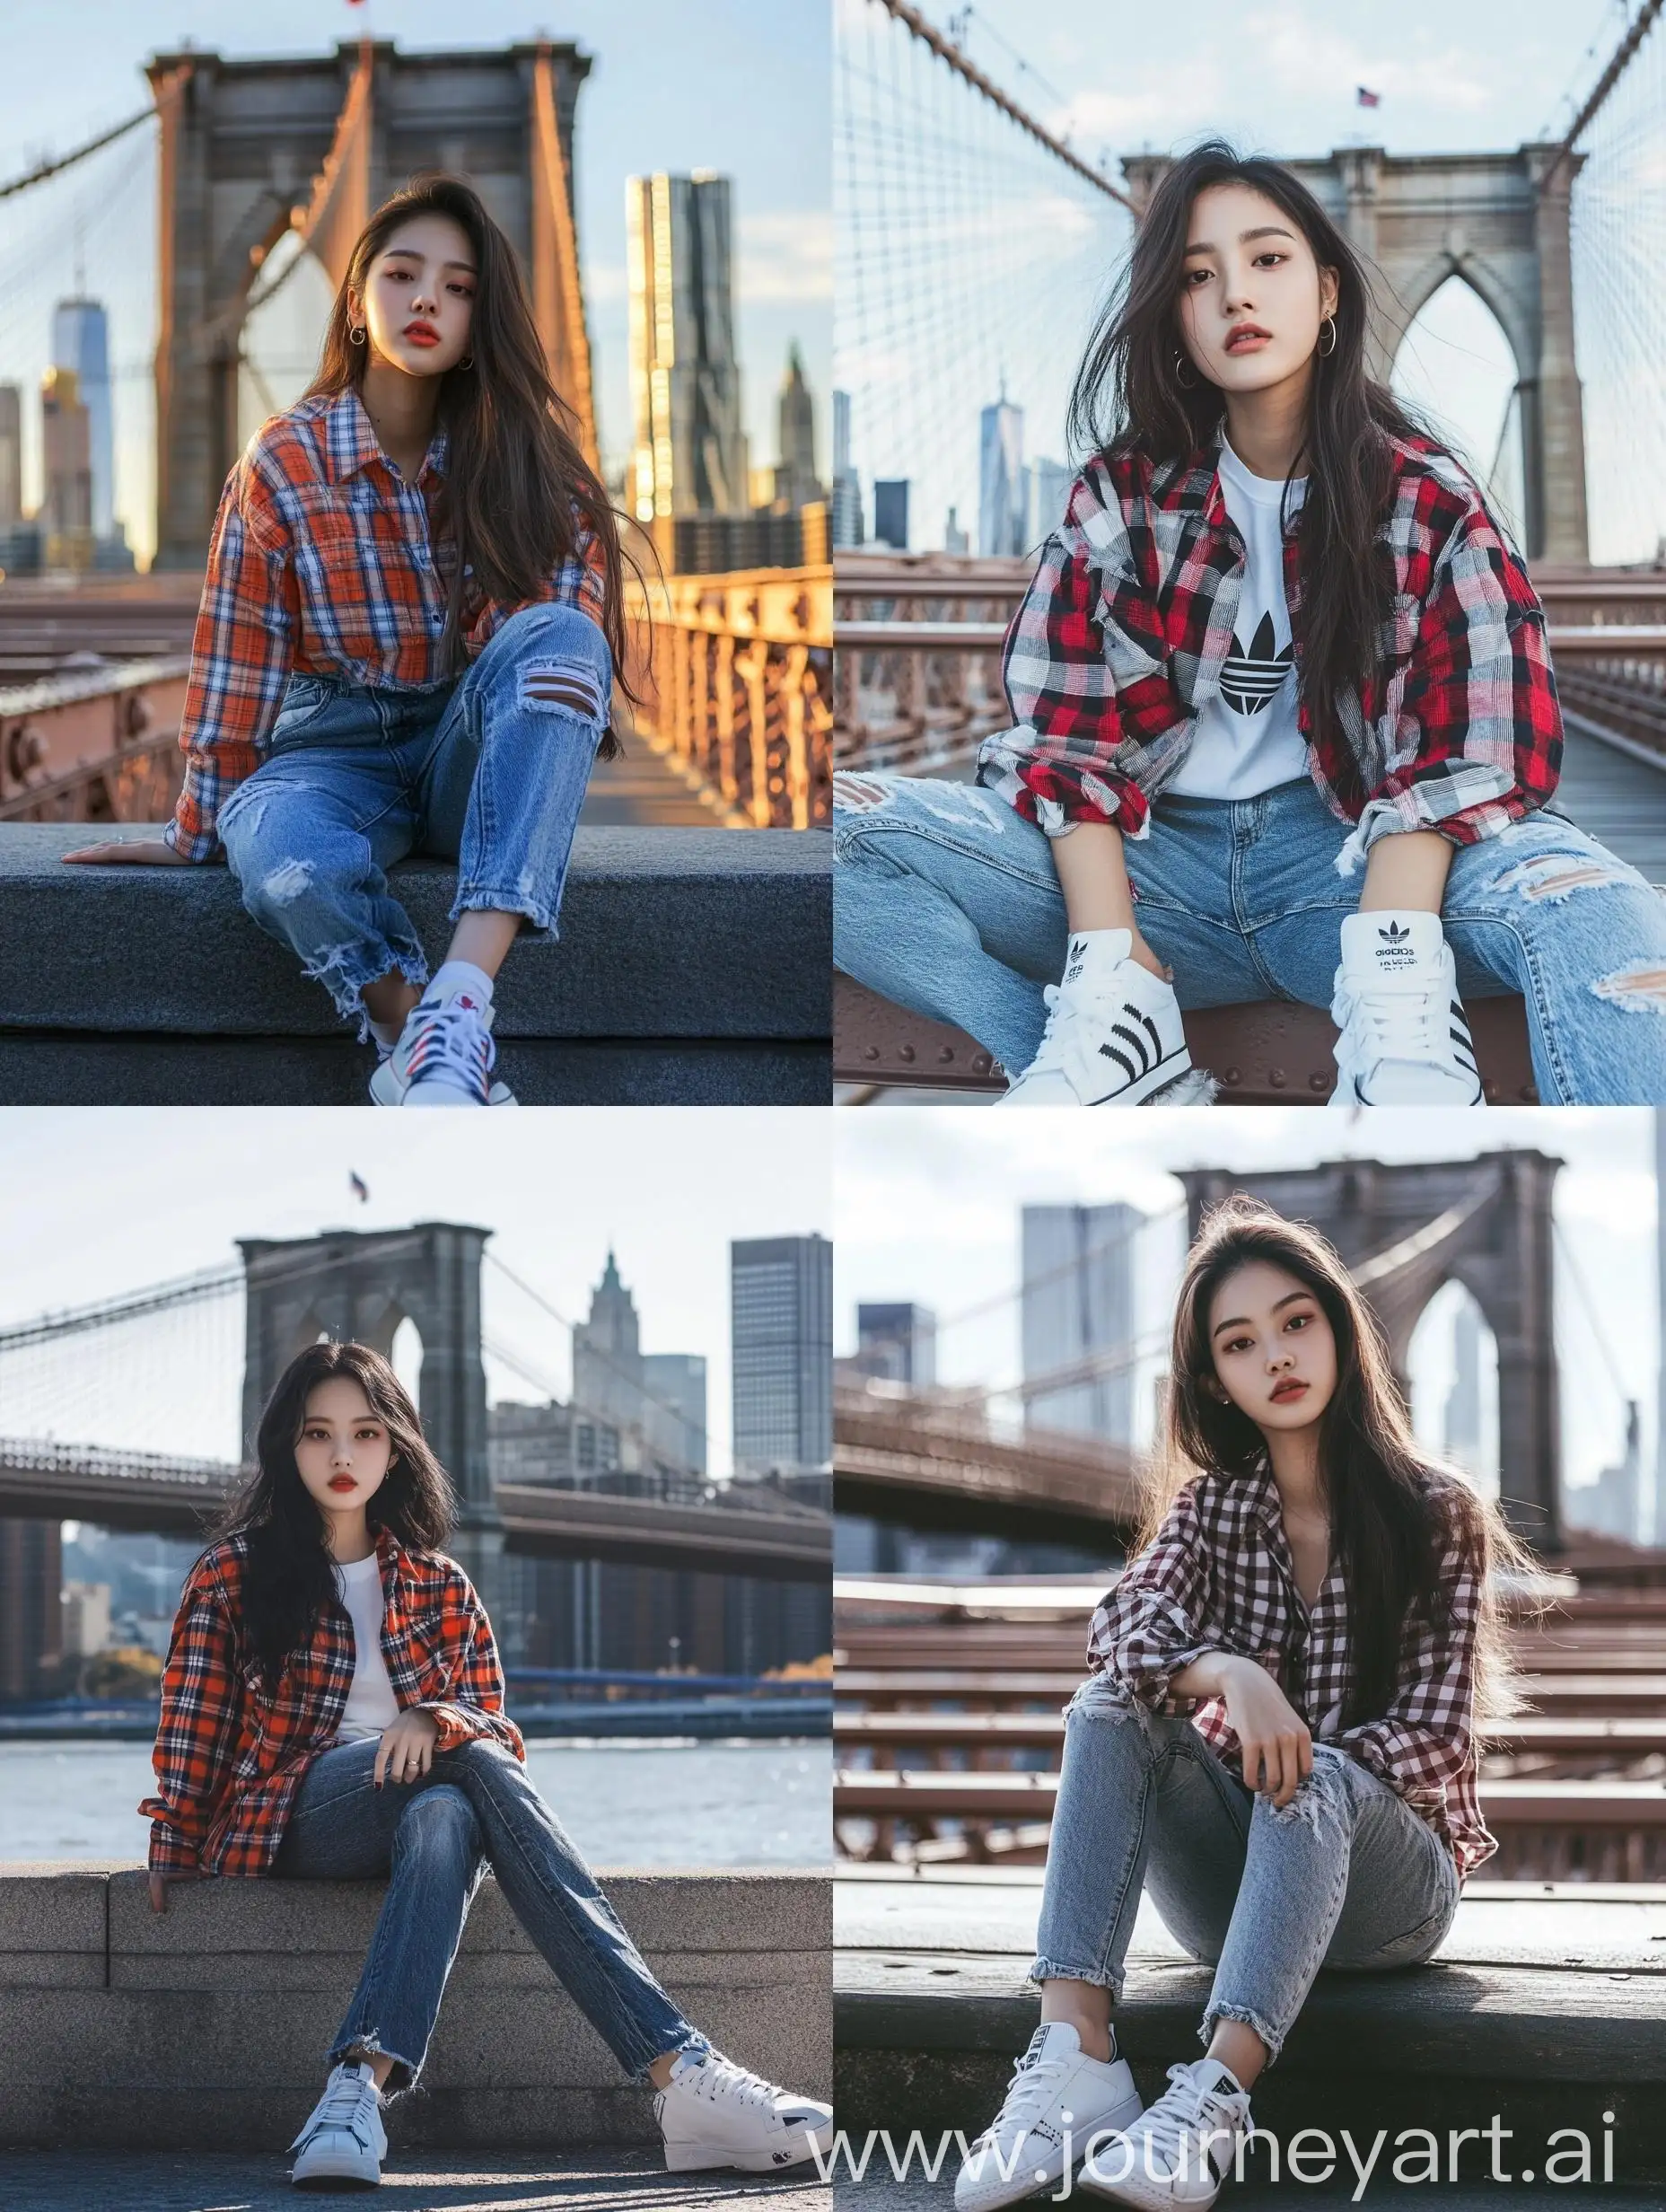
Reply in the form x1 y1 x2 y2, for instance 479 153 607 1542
1357 85 1381 108
349 1172 369 1203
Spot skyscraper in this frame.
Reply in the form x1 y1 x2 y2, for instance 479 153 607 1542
1021 1203 1140 1442
40 365 93 570
0 385 22 531
572 1250 707 1482
775 343 820 511
626 171 748 522
831 388 864 549
872 478 908 551
855 1304 936 1388
51 299 113 540
1027 456 1074 544
731 1234 833 1477
979 395 1025 556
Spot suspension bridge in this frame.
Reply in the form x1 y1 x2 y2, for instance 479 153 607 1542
0 33 832 836
834 0 1666 1098
0 1222 832 1582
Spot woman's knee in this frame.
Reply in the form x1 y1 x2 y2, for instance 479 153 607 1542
498 603 612 728
394 1782 482 1859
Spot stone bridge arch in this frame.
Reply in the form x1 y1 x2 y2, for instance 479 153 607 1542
1179 1151 1563 1550
1121 145 1588 563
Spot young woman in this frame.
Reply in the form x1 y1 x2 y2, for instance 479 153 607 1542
835 143 1666 1107
140 1339 831 2190
65 173 636 1108
955 1197 1539 2212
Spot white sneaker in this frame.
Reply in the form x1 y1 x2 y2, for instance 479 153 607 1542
1329 910 1484 1106
998 930 1191 1106
367 982 517 1108
954 2023 1144 2212
653 2046 833 2172
1078 2056 1254 2208
288 2058 387 2188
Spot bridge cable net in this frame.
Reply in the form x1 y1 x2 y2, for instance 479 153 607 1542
835 0 1132 555
1565 0 1666 564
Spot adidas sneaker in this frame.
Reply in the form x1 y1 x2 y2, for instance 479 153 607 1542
653 2047 833 2172
1077 2055 1254 2208
956 2022 1144 2211
1329 910 1485 1107
998 929 1191 1107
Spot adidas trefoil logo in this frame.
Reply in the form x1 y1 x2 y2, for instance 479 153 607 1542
1378 921 1410 944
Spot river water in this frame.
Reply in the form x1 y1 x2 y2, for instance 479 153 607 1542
0 1737 831 1866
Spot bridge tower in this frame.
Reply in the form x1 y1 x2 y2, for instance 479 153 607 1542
145 38 595 571
237 1223 503 1611
1121 146 1590 564
1179 1152 1563 1552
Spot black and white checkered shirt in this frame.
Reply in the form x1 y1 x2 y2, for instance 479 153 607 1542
1087 1459 1494 1878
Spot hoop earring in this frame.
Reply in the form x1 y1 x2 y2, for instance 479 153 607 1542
458 354 474 372
1174 349 1198 390
1317 315 1337 358
348 323 366 347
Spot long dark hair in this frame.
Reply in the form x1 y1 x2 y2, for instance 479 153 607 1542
1069 140 1453 767
209 1339 456 1681
300 172 635 756
1144 1194 1541 1737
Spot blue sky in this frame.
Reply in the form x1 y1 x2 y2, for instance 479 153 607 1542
0 1108 832 1481
0 0 829 567
837 0 1658 558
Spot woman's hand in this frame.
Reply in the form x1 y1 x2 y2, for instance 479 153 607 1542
61 839 195 865
373 1708 442 1788
148 1868 201 1914
1218 1655 1313 1809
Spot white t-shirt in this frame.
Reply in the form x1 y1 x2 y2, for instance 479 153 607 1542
333 1550 401 1744
1168 435 1310 801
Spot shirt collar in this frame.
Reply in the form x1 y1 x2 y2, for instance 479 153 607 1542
322 384 448 487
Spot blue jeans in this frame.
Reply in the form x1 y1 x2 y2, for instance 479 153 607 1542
832 769 1666 1102
218 601 610 1036
1032 1679 1460 2069
271 1735 705 2095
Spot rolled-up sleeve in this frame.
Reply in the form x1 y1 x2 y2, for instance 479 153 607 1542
977 472 1166 841
1086 1483 1218 1713
415 1572 526 1761
1340 501 1562 871
165 458 297 862
137 1561 242 1874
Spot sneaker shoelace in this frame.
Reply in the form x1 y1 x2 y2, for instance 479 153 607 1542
299 2068 377 2146
1136 2063 1253 2183
688 2054 784 2114
1348 975 1447 1066
405 997 495 1100
979 2044 1073 2146
1025 982 1073 1075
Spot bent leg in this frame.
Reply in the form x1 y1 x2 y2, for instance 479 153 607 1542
417 601 610 940
219 755 423 1038
1203 1745 1453 2071
434 1737 704 2083
1441 814 1666 1102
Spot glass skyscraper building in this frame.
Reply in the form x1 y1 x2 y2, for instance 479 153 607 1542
730 1233 832 1478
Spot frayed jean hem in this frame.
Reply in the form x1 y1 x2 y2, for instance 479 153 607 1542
449 885 559 937
1201 1999 1285 2067
328 2027 425 2101
1029 1957 1124 2000
302 941 429 1044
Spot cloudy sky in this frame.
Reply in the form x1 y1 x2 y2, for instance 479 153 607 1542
0 1108 831 1480
836 1108 1664 1533
0 0 829 566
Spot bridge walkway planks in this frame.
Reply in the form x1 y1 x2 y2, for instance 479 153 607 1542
1553 714 1666 882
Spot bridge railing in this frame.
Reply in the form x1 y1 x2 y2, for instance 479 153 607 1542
626 565 833 829
0 656 189 823
0 1436 231 1488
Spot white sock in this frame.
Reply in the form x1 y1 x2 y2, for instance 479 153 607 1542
428 959 495 1008
369 1016 405 1054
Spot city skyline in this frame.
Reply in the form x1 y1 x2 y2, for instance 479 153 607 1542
0 1108 831 1486
0 0 830 569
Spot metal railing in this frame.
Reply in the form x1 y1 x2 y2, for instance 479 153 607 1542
627 566 833 829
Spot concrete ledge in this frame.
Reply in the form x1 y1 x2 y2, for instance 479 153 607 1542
0 824 830 1103
0 1864 830 2151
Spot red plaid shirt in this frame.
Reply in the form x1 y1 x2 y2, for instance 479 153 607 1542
978 423 1561 872
1087 1461 1495 1879
139 1524 525 1877
164 385 609 861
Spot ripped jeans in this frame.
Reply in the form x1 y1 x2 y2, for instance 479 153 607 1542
272 1734 705 2096
832 769 1666 1102
217 601 610 1036
1031 1680 1461 2069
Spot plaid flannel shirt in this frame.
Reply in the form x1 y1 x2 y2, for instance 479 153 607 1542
978 422 1561 873
1086 1461 1495 1879
139 1523 526 1877
165 385 609 861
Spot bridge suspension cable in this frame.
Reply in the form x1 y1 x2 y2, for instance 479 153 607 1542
836 0 1132 556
